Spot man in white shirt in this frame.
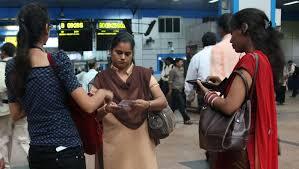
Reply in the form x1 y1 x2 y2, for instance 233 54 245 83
210 13 241 80
159 57 174 95
0 43 15 169
81 61 98 92
185 32 217 102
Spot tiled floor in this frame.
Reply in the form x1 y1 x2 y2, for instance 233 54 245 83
11 92 299 169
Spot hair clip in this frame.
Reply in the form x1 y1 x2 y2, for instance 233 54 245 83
264 20 272 29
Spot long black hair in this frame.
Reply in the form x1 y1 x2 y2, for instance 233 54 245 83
14 3 50 96
110 32 135 51
110 32 135 64
230 8 285 87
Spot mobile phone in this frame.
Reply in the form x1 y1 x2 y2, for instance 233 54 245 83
186 79 198 86
187 79 218 90
118 100 133 111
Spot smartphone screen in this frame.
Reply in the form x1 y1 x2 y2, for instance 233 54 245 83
118 100 134 111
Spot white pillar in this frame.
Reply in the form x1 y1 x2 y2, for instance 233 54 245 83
228 0 276 26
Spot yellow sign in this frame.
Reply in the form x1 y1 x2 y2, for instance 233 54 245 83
58 30 80 36
97 29 120 36
60 22 84 29
97 32 117 35
98 22 126 29
4 37 17 47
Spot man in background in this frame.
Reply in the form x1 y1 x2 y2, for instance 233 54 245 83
206 14 241 165
169 59 192 125
81 60 98 92
0 42 16 169
276 65 289 105
287 60 298 97
185 32 217 105
287 60 296 76
159 57 174 95
210 13 241 80
291 66 299 98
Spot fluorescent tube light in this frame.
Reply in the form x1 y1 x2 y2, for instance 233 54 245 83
283 1 299 6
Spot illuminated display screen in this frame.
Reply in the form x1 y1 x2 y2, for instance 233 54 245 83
58 20 92 51
96 20 131 50
4 36 17 47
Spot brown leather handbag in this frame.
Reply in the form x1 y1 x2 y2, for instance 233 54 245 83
199 54 259 152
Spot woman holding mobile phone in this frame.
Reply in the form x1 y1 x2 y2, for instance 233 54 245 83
90 32 167 169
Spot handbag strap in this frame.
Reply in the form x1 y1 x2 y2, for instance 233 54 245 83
47 53 55 66
232 70 249 100
248 53 259 100
47 53 61 83
47 53 67 92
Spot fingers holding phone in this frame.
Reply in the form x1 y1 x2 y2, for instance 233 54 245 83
206 76 222 85
196 80 209 95
106 102 122 113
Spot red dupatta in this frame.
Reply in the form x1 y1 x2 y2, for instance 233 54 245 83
229 50 278 169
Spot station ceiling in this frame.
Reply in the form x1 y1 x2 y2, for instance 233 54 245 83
0 0 216 10
278 0 299 12
0 0 297 12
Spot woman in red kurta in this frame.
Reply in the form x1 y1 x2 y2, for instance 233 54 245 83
196 8 284 169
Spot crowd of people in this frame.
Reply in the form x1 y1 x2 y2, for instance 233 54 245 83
0 2 295 169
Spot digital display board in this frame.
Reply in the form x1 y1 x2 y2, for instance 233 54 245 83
4 36 17 47
96 20 131 50
58 20 92 51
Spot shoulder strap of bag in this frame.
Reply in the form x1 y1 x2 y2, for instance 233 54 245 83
47 53 60 81
47 53 64 89
47 53 54 66
249 53 259 100
232 70 249 99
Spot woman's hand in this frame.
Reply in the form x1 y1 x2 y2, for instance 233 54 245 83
89 86 113 104
131 99 150 112
97 102 120 119
196 80 209 96
206 76 222 85
105 102 121 113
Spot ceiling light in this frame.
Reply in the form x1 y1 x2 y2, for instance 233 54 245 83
173 0 180 2
209 0 219 4
4 26 19 30
283 1 299 6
